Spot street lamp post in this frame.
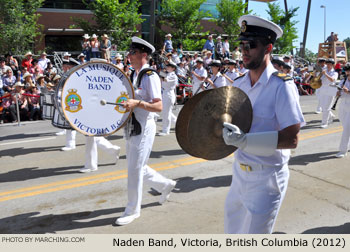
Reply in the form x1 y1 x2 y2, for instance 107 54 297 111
320 5 326 42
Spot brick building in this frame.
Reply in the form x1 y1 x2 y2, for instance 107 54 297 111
36 0 222 53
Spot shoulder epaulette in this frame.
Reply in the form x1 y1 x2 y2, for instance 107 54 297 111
146 70 154 76
134 68 158 89
272 71 293 81
234 73 246 81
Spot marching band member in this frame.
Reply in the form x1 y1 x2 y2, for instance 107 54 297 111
335 63 350 158
159 60 178 136
223 59 240 86
315 58 326 114
191 58 207 95
79 136 120 173
205 60 227 89
222 15 305 234
319 58 338 128
115 37 176 226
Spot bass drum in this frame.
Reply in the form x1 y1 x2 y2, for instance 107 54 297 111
41 91 55 120
51 107 72 129
55 61 134 136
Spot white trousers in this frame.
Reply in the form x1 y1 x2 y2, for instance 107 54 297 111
161 91 177 134
125 118 171 215
320 95 335 125
338 101 350 153
224 160 289 234
315 89 322 111
84 136 119 170
65 130 76 148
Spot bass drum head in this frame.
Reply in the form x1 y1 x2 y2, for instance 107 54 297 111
59 62 134 136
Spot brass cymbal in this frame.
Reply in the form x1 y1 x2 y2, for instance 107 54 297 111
176 86 252 160
175 90 213 158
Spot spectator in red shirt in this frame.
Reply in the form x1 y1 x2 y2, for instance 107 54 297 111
335 60 343 79
21 52 33 71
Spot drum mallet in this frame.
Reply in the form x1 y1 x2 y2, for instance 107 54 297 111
100 99 125 106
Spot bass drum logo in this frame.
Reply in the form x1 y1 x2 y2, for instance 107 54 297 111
115 92 129 113
65 89 83 113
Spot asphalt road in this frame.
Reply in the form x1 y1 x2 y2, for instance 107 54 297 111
0 95 349 234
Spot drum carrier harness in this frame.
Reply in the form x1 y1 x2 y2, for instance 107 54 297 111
127 67 158 136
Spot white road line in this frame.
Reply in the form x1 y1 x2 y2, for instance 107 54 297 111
0 137 56 146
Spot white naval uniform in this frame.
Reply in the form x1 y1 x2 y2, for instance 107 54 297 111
226 63 305 234
338 79 350 154
124 64 173 216
65 129 76 148
192 66 207 95
319 68 338 126
84 136 120 170
206 72 226 90
315 66 328 112
161 71 178 134
225 70 240 86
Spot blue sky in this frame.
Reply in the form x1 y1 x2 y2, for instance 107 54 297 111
247 0 349 54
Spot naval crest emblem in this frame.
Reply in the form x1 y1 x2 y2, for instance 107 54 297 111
65 89 83 113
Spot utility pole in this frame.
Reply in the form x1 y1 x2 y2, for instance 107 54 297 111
150 0 156 45
301 0 312 58
284 0 288 13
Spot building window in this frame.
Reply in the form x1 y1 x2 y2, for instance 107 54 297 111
45 35 82 53
200 0 220 19
42 0 87 10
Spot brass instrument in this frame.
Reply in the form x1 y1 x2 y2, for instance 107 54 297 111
309 65 323 89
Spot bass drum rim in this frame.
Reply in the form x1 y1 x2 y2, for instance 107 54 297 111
56 61 135 136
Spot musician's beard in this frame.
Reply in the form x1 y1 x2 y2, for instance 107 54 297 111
243 49 265 70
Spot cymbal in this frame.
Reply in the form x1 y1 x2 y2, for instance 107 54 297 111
176 86 252 160
175 90 212 158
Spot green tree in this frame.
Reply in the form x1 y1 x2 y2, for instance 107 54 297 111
0 0 44 55
304 48 317 63
215 0 249 49
266 2 298 54
72 0 144 50
157 0 210 51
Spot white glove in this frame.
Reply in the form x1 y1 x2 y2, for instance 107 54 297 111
222 122 278 156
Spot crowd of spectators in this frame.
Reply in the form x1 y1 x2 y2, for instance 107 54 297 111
2 33 345 124
0 51 58 124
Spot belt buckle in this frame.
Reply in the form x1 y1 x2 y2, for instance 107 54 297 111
240 163 252 172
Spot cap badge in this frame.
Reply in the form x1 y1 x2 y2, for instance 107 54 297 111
241 20 247 33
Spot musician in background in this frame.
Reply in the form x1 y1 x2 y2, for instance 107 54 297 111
223 59 240 86
176 61 189 84
205 60 226 89
159 60 178 136
283 55 294 77
335 63 350 158
271 55 284 73
315 58 326 114
319 58 338 128
115 37 176 226
222 15 305 234
191 58 207 95
238 60 248 76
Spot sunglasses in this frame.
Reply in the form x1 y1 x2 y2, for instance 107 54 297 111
239 41 258 51
128 49 140 55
